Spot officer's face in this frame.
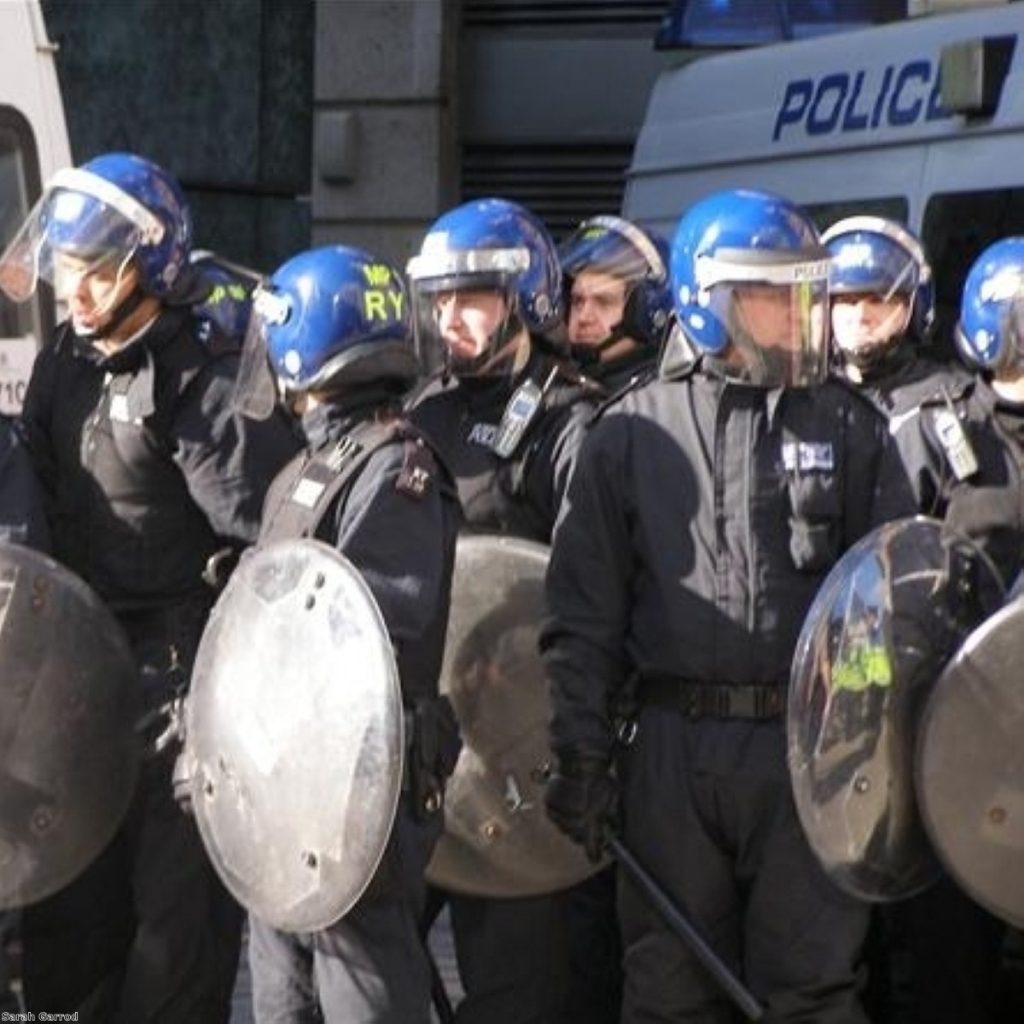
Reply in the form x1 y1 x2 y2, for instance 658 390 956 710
568 271 628 346
831 292 910 353
57 252 140 334
733 285 803 352
434 288 508 362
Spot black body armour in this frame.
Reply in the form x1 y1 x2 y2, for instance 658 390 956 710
29 315 231 612
259 417 437 544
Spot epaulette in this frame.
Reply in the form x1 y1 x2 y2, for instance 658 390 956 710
395 429 435 500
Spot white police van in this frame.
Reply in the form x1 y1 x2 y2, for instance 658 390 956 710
0 0 71 413
624 3 1024 338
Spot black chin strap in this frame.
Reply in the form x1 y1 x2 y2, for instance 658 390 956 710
569 325 629 368
74 287 150 343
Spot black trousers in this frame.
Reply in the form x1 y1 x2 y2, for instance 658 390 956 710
871 876 1006 1024
561 867 622 1024
617 706 870 1023
423 885 572 1024
21 753 243 1023
249 799 441 1024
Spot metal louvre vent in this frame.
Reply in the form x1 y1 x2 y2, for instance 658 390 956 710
460 143 633 239
463 1 667 28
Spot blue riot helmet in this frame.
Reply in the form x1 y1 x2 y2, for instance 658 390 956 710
559 215 671 366
955 238 1024 373
405 198 562 377
670 189 831 388
235 245 418 420
822 216 934 371
0 150 191 311
189 251 259 349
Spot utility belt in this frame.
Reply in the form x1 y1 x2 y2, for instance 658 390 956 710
642 675 787 721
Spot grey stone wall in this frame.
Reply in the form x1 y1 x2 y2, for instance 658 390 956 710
41 0 314 273
311 0 458 268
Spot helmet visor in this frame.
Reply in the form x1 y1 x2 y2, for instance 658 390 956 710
831 292 912 358
408 278 525 379
0 167 163 304
1003 293 1024 364
232 285 285 420
698 248 831 387
559 217 665 287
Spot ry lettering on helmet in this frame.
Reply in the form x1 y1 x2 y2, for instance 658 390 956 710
360 263 404 321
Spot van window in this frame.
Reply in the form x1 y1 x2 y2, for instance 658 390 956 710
0 105 46 413
924 189 1024 320
923 189 1024 351
804 197 908 234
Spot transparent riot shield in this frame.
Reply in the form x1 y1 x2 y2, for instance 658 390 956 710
917 595 1024 928
186 539 403 932
425 534 600 897
0 544 140 908
788 517 1002 901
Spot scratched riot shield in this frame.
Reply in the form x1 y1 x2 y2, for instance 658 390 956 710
917 595 1024 927
186 539 403 932
0 543 140 908
425 534 600 897
788 517 1002 901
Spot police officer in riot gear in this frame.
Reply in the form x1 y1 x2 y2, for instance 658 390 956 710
0 151 298 1022
868 237 1024 1024
822 216 1011 1024
407 197 597 1023
555 213 673 1024
945 237 1024 584
824 216 982 519
560 214 671 392
543 188 892 1023
234 244 460 1024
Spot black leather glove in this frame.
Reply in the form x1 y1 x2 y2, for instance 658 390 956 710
544 754 619 863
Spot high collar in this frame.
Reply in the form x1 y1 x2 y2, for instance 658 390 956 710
298 386 404 449
66 307 187 373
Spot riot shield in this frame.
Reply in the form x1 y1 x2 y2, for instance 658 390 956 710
425 534 600 897
186 539 403 933
0 543 139 908
788 517 1001 902
917 595 1024 928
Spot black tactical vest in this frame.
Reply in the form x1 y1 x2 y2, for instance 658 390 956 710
40 316 228 611
260 417 436 544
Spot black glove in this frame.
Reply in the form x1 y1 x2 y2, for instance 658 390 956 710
544 754 619 863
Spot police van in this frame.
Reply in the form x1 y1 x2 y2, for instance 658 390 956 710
0 0 70 413
624 4 1024 339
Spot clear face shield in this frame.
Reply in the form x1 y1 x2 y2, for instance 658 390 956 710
1002 292 1024 372
830 244 918 363
697 248 831 388
0 168 163 335
406 246 528 379
233 284 289 420
561 217 663 351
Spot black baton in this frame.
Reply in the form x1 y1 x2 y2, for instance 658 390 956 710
608 836 764 1021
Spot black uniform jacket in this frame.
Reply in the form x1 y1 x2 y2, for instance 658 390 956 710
0 416 49 551
21 310 299 615
410 350 597 541
260 395 461 704
852 354 977 520
542 366 892 760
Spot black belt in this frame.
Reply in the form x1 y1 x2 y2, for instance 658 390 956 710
642 676 787 720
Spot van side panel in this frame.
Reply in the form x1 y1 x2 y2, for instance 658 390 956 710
0 0 71 412
624 7 1024 233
